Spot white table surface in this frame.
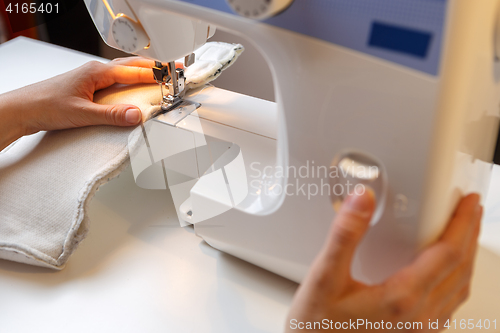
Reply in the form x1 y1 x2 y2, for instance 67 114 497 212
0 37 499 333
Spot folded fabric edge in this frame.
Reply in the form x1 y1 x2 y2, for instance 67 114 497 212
0 245 64 269
54 152 132 268
0 128 136 269
0 155 131 269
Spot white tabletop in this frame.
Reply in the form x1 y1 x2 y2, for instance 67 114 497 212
0 37 499 333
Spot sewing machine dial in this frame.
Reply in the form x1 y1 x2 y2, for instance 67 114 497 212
111 15 150 53
227 0 293 20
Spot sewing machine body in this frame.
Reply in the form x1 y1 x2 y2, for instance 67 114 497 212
86 0 500 283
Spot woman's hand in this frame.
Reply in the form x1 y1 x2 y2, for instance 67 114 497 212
285 191 482 332
0 57 156 151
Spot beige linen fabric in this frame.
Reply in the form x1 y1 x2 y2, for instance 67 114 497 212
0 41 243 269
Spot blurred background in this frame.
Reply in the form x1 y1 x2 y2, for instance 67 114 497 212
1 0 104 55
0 0 275 101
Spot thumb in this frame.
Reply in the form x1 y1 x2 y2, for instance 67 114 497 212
317 188 376 279
84 102 143 126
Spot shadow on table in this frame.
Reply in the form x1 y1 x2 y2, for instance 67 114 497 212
196 241 297 333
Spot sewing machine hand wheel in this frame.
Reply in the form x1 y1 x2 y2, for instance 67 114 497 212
226 0 294 20
111 14 150 53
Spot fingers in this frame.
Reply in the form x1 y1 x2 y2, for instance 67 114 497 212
430 262 473 316
92 65 156 91
315 189 376 283
430 205 482 313
111 56 155 68
110 57 184 69
107 65 156 86
438 284 471 324
441 194 481 246
79 101 143 127
91 57 186 91
399 194 482 292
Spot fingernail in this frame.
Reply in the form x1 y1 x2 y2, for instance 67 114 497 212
125 109 141 124
344 187 375 216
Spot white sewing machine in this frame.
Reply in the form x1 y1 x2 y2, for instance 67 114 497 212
85 0 500 284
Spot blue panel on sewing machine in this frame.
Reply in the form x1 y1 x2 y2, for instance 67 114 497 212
177 0 447 76
368 22 433 58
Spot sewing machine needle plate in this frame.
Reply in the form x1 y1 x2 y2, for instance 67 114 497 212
155 101 201 127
